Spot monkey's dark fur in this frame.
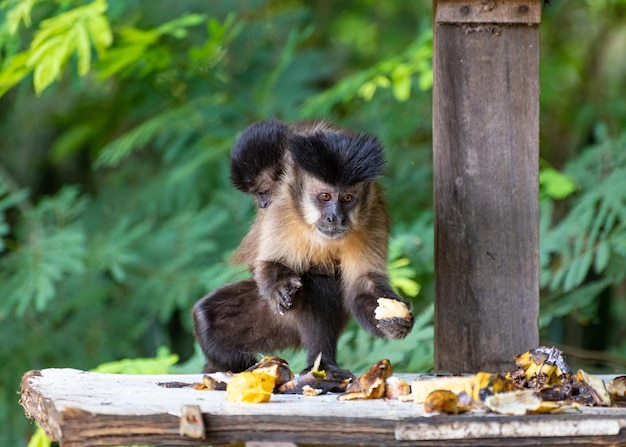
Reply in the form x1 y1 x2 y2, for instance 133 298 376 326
230 119 290 208
193 120 414 379
193 271 349 375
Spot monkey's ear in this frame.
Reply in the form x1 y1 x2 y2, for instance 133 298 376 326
289 131 386 186
230 120 290 193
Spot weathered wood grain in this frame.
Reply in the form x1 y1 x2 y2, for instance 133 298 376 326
433 0 541 373
20 369 626 447
436 0 541 24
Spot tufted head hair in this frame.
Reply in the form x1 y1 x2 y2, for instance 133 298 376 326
288 130 385 186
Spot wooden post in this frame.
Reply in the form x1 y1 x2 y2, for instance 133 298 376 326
433 0 541 373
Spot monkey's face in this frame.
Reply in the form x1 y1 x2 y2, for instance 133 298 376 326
301 176 362 239
253 172 275 209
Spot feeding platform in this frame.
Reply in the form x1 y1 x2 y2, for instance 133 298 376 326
20 368 626 447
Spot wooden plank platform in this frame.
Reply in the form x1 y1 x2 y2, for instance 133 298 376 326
20 368 626 447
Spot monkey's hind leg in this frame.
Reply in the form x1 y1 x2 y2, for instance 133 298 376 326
297 272 354 380
192 279 300 373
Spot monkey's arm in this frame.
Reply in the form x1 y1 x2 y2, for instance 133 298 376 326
254 260 303 315
347 273 414 340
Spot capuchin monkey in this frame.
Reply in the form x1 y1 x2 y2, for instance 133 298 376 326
193 121 414 379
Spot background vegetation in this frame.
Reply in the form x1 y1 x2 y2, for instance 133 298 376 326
0 0 625 444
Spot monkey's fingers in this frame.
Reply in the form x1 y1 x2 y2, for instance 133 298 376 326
377 316 414 340
273 277 303 314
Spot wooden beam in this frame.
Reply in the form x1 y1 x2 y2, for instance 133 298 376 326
433 0 541 373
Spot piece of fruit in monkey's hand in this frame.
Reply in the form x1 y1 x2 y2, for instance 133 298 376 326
375 298 413 339
338 359 392 401
375 298 411 320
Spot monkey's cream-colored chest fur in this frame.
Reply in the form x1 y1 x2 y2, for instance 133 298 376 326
256 200 385 288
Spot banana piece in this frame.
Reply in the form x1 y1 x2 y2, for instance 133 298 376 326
374 298 410 320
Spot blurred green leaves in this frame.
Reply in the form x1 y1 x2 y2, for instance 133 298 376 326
0 186 86 316
96 13 207 79
540 129 626 327
0 0 112 96
302 29 432 117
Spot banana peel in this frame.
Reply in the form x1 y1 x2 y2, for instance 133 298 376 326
513 346 571 388
471 372 517 403
338 359 392 401
192 374 228 391
511 346 612 407
576 369 611 407
412 376 475 404
484 389 579 415
607 376 626 406
245 356 294 391
385 376 411 400
276 370 350 394
424 390 473 414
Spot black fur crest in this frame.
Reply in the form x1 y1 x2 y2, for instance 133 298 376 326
288 130 385 186
230 119 289 192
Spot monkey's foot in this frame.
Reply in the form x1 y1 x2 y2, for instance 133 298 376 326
377 315 414 340
302 363 355 381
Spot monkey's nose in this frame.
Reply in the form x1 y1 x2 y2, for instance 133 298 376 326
325 215 347 226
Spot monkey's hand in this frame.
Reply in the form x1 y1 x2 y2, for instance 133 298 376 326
269 275 303 315
375 298 414 339
255 261 303 315
376 315 414 339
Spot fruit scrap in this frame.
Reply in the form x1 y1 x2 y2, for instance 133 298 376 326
192 375 228 391
374 298 411 320
225 371 275 403
471 372 517 403
424 390 472 414
338 359 392 401
412 376 474 404
512 346 614 407
245 356 294 391
276 353 351 395
576 369 611 406
157 373 230 390
512 346 571 388
276 371 350 394
385 376 411 400
483 389 574 415
607 376 626 406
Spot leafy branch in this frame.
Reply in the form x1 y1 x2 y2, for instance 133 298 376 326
0 0 112 96
301 29 432 117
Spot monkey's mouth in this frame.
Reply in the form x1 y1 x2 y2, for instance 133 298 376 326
317 225 349 239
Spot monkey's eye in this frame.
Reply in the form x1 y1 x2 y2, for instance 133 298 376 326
259 190 269 196
318 192 331 202
341 194 354 203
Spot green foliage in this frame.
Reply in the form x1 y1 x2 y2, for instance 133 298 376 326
301 29 432 117
26 428 50 447
95 13 208 79
92 346 178 374
0 0 112 96
540 128 626 326
539 164 577 200
0 186 86 316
